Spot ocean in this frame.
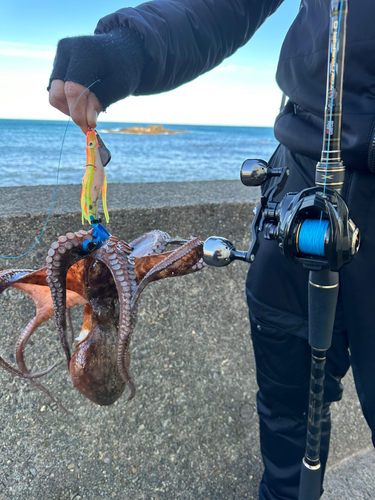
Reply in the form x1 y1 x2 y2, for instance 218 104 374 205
0 119 278 187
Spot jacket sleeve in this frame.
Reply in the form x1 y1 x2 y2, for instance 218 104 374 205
95 0 284 96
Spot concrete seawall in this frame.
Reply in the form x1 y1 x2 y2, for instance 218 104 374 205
0 181 371 500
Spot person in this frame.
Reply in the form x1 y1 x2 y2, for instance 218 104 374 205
48 1 375 499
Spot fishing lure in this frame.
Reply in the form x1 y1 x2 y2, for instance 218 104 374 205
81 128 111 225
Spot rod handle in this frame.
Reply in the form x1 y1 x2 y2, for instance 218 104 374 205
308 269 339 350
298 459 322 500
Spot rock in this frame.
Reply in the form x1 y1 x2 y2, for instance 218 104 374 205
100 125 188 135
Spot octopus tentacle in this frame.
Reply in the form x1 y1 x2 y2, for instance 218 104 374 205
190 257 206 272
14 316 69 413
13 278 86 375
116 240 133 254
129 230 169 254
0 269 35 293
131 238 204 308
0 270 57 379
95 238 137 400
129 230 186 258
123 254 138 401
32 383 70 415
132 249 205 284
0 265 86 412
15 316 40 374
46 230 93 365
0 355 55 379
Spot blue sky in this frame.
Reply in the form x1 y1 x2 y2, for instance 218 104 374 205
1 0 301 126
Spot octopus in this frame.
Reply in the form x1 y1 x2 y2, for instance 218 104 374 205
0 229 205 406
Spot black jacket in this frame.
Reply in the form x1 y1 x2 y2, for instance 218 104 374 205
51 0 375 172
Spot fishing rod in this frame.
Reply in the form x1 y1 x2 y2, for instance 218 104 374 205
298 3 351 498
202 1 359 499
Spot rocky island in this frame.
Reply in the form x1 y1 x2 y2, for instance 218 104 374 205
100 125 189 135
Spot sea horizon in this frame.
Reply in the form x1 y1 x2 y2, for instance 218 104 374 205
0 119 278 187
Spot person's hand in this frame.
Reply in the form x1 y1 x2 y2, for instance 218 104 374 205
47 29 144 133
49 80 103 134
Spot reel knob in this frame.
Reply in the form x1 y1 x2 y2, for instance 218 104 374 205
203 237 248 267
241 159 287 187
241 159 269 186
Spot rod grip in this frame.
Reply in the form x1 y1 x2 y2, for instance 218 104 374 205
298 460 322 500
308 269 339 350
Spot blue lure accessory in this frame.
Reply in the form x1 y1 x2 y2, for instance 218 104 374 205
81 216 111 253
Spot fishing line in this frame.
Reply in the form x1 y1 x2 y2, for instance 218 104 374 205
0 80 100 260
298 219 329 257
323 0 344 197
308 0 344 252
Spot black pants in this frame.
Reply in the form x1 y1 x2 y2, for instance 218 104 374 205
246 145 375 500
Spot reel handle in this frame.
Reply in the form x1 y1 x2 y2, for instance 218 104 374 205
203 159 288 270
241 159 284 187
203 237 248 267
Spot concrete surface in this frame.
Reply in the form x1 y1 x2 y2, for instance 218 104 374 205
0 181 372 500
323 447 375 500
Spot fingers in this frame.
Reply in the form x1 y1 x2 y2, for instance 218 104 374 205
64 82 92 133
49 80 103 134
49 79 70 117
87 92 103 130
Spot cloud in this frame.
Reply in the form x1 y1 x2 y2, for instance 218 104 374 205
0 41 55 60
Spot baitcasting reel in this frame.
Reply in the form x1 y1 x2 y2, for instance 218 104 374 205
203 159 360 272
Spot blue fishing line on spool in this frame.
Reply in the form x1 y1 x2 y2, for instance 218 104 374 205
298 219 329 257
0 80 100 259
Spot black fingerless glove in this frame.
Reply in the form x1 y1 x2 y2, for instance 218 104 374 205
48 27 145 110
